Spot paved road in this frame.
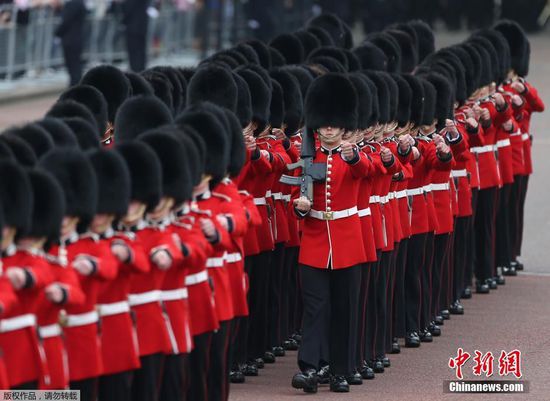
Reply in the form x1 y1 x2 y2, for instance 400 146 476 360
0 30 548 401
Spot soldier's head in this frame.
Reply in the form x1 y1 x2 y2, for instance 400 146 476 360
38 149 98 238
0 160 32 251
87 148 131 234
139 129 192 220
305 73 358 148
17 169 65 249
115 141 162 226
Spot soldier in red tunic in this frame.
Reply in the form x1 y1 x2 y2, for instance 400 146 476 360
290 73 372 394
0 161 44 390
40 149 110 401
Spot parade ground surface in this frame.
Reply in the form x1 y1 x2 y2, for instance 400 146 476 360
1 32 549 401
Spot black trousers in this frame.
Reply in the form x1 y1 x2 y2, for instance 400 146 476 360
454 217 469 301
432 233 451 316
385 246 398 352
187 332 212 401
159 354 189 401
464 189 479 290
246 251 271 360
421 233 435 329
465 0 495 28
267 243 285 349
393 239 408 339
511 175 529 260
356 263 371 367
125 30 148 72
61 43 83 86
474 187 498 282
208 320 231 401
99 371 133 401
374 251 391 359
364 258 379 362
405 233 426 333
495 184 513 269
516 175 529 259
282 246 299 341
298 264 361 376
71 378 97 401
13 381 38 390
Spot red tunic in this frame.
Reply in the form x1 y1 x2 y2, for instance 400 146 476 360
408 138 453 236
164 218 210 355
191 192 235 322
358 143 386 261
0 249 54 387
49 234 118 381
297 146 372 269
214 179 250 318
0 277 17 389
175 212 219 336
98 231 146 374
129 222 183 356
37 258 84 389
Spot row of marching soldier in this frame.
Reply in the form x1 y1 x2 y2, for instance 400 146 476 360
0 12 543 400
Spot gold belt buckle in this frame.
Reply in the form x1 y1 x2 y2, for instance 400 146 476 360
323 211 334 220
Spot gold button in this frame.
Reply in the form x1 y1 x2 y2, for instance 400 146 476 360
326 206 332 211
327 199 331 203
327 163 332 168
327 185 331 189
327 177 331 182
327 171 332 176
326 192 331 197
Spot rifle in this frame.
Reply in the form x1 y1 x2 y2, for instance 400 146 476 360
279 127 326 202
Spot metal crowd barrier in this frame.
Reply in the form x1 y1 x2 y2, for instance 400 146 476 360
0 1 234 82
0 1 312 84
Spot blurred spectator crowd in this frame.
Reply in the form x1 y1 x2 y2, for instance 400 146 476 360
0 0 548 84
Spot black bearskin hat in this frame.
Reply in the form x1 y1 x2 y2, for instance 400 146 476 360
87 148 131 217
305 73 358 131
114 96 173 143
39 149 98 221
187 65 238 112
115 141 162 211
80 65 131 123
59 84 108 136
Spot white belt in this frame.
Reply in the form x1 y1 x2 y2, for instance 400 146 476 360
510 131 522 137
388 192 395 200
128 290 161 306
206 256 225 268
309 206 358 221
395 190 408 199
272 192 283 200
358 207 372 217
0 314 36 333
254 197 267 205
161 288 189 301
423 184 432 193
282 194 291 202
522 133 529 141
65 311 99 327
185 270 209 286
225 252 242 263
369 195 381 203
98 300 130 317
380 195 389 204
265 190 272 197
407 187 424 196
471 145 495 153
496 139 511 148
431 182 450 191
451 169 468 178
39 323 62 339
